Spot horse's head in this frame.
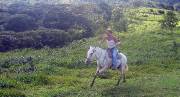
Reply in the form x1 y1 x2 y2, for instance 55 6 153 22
85 46 97 64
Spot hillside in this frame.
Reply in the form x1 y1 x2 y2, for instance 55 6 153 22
1 0 180 10
0 6 180 97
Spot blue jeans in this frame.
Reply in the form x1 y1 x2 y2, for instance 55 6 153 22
111 47 118 67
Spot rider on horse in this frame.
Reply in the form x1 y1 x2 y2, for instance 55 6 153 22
100 27 120 70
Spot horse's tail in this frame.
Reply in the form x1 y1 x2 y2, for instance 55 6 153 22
125 64 128 71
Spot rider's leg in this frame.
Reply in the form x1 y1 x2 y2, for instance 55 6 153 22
112 47 118 69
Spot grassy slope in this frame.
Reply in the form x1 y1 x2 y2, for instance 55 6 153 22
0 7 180 97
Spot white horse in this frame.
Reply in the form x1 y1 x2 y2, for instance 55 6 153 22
85 46 128 87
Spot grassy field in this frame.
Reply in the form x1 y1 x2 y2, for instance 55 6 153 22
0 7 180 97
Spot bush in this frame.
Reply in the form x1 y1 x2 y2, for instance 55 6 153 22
112 8 128 32
0 81 15 89
42 8 94 37
0 28 94 52
161 11 178 31
174 3 180 11
0 90 26 97
8 3 30 14
0 56 37 74
0 56 33 68
16 73 50 85
158 10 165 14
4 14 38 32
149 9 154 12
98 2 112 22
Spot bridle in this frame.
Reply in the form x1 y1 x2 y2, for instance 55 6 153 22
86 47 105 64
86 47 98 63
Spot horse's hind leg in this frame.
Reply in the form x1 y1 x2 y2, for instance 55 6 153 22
116 68 126 86
116 76 121 86
116 69 123 86
123 73 126 83
123 64 128 83
121 68 126 83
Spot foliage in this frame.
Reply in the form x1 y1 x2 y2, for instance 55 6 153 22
4 14 37 32
42 7 93 37
0 3 179 97
0 3 96 51
16 73 50 85
7 2 30 14
158 10 165 14
174 3 180 11
3 3 95 35
98 2 112 23
112 7 128 32
0 80 15 89
0 29 86 51
0 90 26 97
161 11 178 31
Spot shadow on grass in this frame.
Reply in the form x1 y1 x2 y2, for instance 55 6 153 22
102 85 144 97
53 91 78 97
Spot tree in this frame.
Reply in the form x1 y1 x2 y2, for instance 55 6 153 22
112 7 128 32
4 14 37 32
161 11 178 55
8 3 30 14
98 2 112 23
161 11 178 32
174 3 180 11
43 6 94 38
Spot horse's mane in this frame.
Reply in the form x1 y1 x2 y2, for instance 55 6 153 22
94 46 106 51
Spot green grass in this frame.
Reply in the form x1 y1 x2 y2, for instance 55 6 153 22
0 7 180 97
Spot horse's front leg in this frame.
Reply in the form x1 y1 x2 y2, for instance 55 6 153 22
90 74 97 87
90 66 100 87
98 65 108 74
96 67 100 74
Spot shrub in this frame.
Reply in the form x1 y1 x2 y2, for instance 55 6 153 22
158 10 165 14
16 73 50 85
8 3 30 14
0 90 26 97
0 28 94 52
149 9 154 12
161 11 178 31
98 2 112 22
4 14 38 32
112 8 128 32
42 8 94 38
0 81 15 89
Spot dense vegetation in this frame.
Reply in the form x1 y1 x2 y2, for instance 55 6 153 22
0 3 98 51
0 0 180 51
0 1 180 97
